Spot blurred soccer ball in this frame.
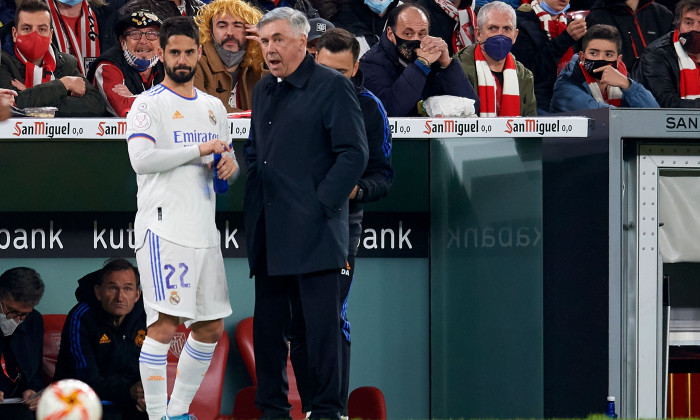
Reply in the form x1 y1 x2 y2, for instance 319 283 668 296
37 379 103 420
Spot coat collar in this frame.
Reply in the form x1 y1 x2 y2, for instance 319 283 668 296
283 53 316 89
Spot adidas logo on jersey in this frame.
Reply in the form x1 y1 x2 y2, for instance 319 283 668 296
99 334 111 344
173 110 184 119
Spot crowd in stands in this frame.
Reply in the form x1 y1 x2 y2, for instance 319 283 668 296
0 0 697 119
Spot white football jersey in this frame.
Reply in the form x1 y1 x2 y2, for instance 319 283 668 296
126 84 233 249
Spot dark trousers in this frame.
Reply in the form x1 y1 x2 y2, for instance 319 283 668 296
291 254 355 417
0 403 35 420
254 255 343 420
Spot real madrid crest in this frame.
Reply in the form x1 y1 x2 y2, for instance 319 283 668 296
169 291 180 305
209 110 216 125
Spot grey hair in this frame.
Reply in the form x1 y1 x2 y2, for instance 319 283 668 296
258 7 310 39
476 1 517 31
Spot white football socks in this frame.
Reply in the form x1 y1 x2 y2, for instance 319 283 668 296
166 335 217 418
139 336 171 420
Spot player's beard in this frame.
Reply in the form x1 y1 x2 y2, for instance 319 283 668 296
166 64 196 84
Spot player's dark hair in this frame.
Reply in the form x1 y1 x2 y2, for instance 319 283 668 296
16 0 51 19
98 259 140 288
0 267 44 306
160 16 200 49
582 24 622 54
387 3 430 32
317 28 360 62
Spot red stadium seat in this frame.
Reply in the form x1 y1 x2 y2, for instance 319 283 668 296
42 314 67 385
166 324 230 420
348 386 387 420
233 317 305 420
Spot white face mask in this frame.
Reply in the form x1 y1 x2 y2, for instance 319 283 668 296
0 302 22 336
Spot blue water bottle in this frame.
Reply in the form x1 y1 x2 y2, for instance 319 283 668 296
212 153 228 194
605 396 617 418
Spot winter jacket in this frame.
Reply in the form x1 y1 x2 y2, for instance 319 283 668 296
118 0 204 20
332 0 401 49
0 310 43 397
587 0 673 69
349 69 394 255
454 44 537 116
631 30 700 108
513 4 577 113
54 269 147 407
87 45 165 116
194 41 266 113
0 45 107 117
359 32 480 116
550 54 659 112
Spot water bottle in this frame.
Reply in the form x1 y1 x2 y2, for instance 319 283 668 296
212 153 228 194
605 396 618 418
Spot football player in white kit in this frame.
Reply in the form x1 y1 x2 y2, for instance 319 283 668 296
125 16 237 420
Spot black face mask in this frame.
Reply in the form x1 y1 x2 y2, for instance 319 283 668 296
394 35 421 62
680 30 700 55
582 58 617 80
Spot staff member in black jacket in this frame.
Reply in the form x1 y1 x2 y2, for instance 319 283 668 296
0 267 45 420
244 7 368 420
54 259 147 420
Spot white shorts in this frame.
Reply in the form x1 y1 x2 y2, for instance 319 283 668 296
136 230 232 327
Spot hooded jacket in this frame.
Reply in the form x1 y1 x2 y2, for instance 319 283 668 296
53 269 147 406
587 0 673 69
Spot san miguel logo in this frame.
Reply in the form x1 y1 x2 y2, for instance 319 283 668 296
13 121 72 138
96 121 127 137
504 119 571 136
423 119 488 135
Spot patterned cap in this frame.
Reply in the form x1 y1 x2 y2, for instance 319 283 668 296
114 10 163 36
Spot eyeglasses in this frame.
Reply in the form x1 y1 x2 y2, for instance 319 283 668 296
0 301 31 320
125 30 159 41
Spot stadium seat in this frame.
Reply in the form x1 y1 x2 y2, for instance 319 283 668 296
348 386 387 420
166 324 230 420
233 317 305 420
42 314 67 385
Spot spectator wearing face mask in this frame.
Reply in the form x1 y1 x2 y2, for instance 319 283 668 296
359 3 479 116
0 267 45 420
631 0 700 107
44 0 123 76
551 24 658 112
194 0 266 113
0 0 107 116
332 0 402 55
87 10 165 116
454 1 537 116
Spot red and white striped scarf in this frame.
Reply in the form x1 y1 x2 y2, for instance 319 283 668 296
15 45 57 87
47 0 99 75
579 57 627 106
673 29 700 100
530 0 572 73
474 44 520 116
433 0 477 51
530 0 567 39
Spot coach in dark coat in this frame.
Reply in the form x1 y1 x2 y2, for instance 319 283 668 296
243 8 368 420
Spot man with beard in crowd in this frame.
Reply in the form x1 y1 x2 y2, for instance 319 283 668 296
194 0 265 112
